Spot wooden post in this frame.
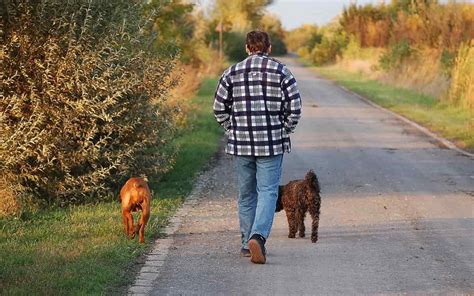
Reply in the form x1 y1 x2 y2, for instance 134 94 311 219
218 19 223 61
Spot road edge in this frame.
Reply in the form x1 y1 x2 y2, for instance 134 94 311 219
127 144 225 295
319 76 474 159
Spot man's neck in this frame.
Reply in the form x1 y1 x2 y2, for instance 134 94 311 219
250 52 268 56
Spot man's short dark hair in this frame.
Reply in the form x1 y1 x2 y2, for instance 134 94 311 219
246 30 271 53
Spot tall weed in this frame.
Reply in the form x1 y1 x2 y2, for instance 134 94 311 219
448 42 474 110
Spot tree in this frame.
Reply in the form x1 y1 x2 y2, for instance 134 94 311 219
211 0 273 32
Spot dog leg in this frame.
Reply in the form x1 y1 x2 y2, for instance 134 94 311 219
309 203 320 243
126 211 135 239
122 210 134 238
285 209 297 238
297 209 306 238
122 211 129 236
137 210 150 244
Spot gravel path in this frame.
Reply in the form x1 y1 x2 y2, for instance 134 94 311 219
130 57 474 296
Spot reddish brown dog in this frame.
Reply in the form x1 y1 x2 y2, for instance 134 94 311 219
119 177 151 243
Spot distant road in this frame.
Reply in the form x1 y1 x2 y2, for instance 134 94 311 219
144 56 474 295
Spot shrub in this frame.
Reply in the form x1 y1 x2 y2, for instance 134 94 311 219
285 24 320 53
440 49 456 77
310 33 348 66
0 1 179 208
379 40 412 70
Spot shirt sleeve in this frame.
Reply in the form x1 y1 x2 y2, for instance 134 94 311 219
213 73 233 132
281 67 302 133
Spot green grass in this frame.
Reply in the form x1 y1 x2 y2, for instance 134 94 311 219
313 65 474 151
0 77 222 295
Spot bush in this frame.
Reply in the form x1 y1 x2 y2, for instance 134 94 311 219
285 24 320 53
0 1 179 208
310 33 348 66
379 40 412 70
440 49 455 77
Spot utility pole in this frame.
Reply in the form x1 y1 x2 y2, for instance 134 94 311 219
218 19 223 61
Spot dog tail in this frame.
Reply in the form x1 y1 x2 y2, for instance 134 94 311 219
134 178 148 189
305 170 320 194
275 186 284 212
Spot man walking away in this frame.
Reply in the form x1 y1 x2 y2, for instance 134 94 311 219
213 30 302 264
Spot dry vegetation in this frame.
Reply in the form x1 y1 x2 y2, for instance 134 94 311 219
448 41 474 110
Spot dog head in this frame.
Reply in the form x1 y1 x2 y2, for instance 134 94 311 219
275 185 284 212
305 170 320 194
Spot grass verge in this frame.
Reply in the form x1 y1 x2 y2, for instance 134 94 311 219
0 77 222 295
313 65 474 151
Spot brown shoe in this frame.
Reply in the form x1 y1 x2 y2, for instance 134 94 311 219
248 234 266 264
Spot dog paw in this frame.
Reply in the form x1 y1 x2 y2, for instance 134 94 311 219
288 234 296 238
311 238 318 243
299 233 305 238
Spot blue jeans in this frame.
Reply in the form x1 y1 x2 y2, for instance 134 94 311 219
234 154 283 249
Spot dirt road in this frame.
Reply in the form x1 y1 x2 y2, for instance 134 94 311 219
135 57 474 295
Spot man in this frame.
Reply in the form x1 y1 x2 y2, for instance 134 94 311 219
213 30 302 264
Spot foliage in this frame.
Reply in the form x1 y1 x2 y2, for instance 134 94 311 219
390 1 474 51
145 0 194 62
223 31 248 61
340 3 392 47
309 32 348 66
379 40 412 70
285 24 320 53
0 0 180 208
340 1 474 50
145 0 221 68
440 49 456 77
260 13 287 55
211 0 273 32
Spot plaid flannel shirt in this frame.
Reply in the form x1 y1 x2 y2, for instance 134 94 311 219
213 53 302 156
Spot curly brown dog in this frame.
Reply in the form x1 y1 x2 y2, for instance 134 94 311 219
119 177 151 243
275 170 321 243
